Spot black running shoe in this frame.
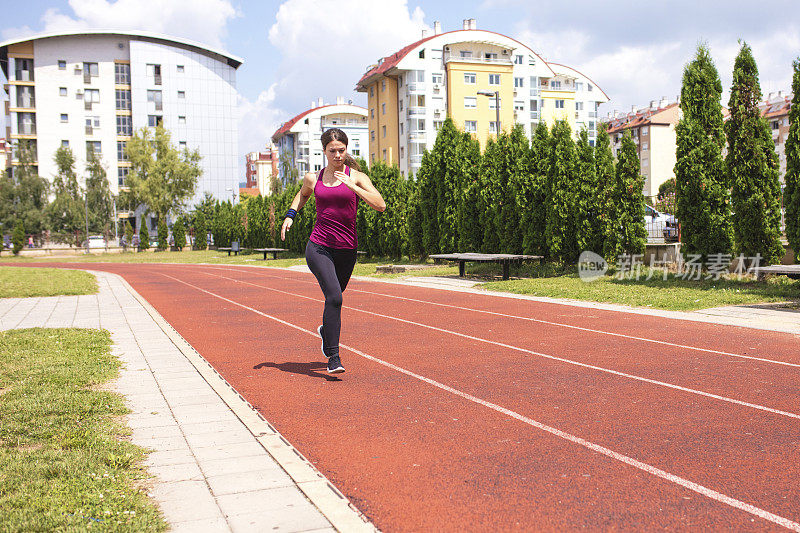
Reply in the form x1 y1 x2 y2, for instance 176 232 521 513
327 355 345 374
317 325 325 358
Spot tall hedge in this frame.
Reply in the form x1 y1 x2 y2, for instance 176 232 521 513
594 124 616 259
785 59 800 262
521 122 550 256
608 132 647 258
574 129 600 254
726 42 784 264
545 120 578 262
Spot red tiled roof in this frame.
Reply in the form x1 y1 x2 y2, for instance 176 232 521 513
272 105 336 142
604 102 680 133
761 96 792 118
239 187 260 198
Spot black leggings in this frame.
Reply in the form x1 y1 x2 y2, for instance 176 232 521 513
305 240 358 357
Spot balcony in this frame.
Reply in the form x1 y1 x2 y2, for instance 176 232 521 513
407 107 425 117
530 111 539 120
408 130 426 142
443 51 512 65
542 84 576 92
588 111 597 118
85 101 93 111
407 82 426 94
529 88 540 97
17 123 36 135
154 74 162 86
84 73 92 84
14 70 33 82
85 126 94 135
409 154 423 166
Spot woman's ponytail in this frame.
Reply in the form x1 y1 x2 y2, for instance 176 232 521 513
344 153 361 172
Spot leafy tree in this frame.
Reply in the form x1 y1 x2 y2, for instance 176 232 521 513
607 132 647 258
193 210 207 250
12 219 24 255
47 146 84 246
172 217 186 250
521 122 550 255
417 149 440 254
574 129 600 254
363 161 406 258
434 119 465 253
405 174 425 257
457 131 484 252
125 124 202 222
2 141 48 237
138 223 150 251
726 42 784 264
124 220 135 250
594 124 617 259
479 138 501 253
85 151 114 235
278 148 299 187
545 120 578 262
657 177 676 199
157 216 168 251
675 43 733 260
785 59 800 261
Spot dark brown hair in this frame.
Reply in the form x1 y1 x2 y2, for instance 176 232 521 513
321 128 361 171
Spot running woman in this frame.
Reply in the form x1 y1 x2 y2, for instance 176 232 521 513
281 128 386 373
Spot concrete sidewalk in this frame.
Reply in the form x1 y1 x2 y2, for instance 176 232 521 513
0 270 374 533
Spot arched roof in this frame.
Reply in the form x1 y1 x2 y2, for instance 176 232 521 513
547 62 609 101
272 104 367 142
0 29 243 68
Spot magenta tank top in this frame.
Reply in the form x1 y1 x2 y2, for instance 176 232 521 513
309 166 358 249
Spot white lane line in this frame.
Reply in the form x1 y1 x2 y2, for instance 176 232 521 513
196 264 800 369
157 271 800 532
192 269 800 422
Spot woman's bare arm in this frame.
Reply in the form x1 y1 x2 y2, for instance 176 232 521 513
335 169 386 212
281 172 317 240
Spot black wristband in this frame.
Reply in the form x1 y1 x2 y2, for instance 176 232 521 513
285 208 297 220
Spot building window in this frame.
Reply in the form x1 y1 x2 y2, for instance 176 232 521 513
434 121 443 131
369 86 374 98
59 87 67 97
382 103 386 115
399 123 404 135
370 108 374 118
351 148 360 156
146 64 162 85
177 65 184 73
117 141 128 161
84 89 100 110
432 73 443 84
514 77 524 88
489 121 500 133
382 125 386 138
642 126 649 135
642 142 649 150
514 101 524 111
399 100 403 112
179 141 187 150
489 98 501 109
371 130 375 141
575 102 584 111
58 60 66 70
489 74 500 85
464 73 476 84
177 90 185 99
147 90 163 110
116 115 132 136
576 82 584 91
16 86 35 108
83 62 99 83
464 96 477 109
61 140 69 148
550 80 562 90
114 63 130 84
382 80 386 91
115 89 131 110
514 54 523 64
178 116 186 124
118 167 129 187
588 84 593 91
555 100 565 109
418 49 425 59
460 50 472 58
85 116 100 133
464 120 477 132
148 115 162 127
400 146 404 159
86 141 102 157
14 58 34 82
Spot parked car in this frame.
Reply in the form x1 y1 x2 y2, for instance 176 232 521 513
644 205 678 242
82 235 106 249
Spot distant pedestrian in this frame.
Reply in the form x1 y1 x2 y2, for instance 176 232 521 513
281 128 385 373
27 236 33 248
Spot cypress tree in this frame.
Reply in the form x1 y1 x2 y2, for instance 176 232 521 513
545 120 578 262
607 132 648 258
138 223 150 251
594 124 616 259
726 42 784 264
193 210 207 250
675 44 733 261
574 129 598 254
157 217 168 251
124 220 134 250
521 122 550 256
417 149 440 255
455 131 483 252
436 119 470 253
12 219 24 255
405 173 425 258
479 137 501 253
785 59 800 261
501 125 531 254
173 217 186 250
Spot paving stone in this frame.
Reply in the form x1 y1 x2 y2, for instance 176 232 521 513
148 462 205 483
207 468 295 496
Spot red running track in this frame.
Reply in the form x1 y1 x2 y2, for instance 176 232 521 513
9 262 800 531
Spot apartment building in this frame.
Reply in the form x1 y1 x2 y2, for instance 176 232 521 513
244 146 279 196
604 98 681 197
355 19 609 176
0 138 7 173
762 91 793 181
272 98 368 181
0 30 242 207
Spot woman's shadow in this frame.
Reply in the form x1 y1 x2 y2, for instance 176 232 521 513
253 360 342 382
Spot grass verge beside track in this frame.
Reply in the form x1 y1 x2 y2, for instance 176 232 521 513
0 328 166 532
0 267 98 298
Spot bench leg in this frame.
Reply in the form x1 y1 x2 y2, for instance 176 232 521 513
227 250 231 256
272 252 277 260
459 261 465 277
263 252 267 260
503 262 510 280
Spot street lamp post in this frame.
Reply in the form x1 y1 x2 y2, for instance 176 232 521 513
477 90 500 136
226 187 237 203
84 181 90 254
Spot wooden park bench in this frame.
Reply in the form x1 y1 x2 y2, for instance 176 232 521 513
253 247 288 260
429 253 544 281
754 264 800 281
218 241 241 256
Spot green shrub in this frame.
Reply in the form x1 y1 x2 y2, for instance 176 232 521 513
12 220 24 255
138 224 149 251
157 217 168 251
173 217 186 250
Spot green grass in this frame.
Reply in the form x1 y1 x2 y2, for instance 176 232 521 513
480 264 800 311
0 328 167 532
0 267 98 298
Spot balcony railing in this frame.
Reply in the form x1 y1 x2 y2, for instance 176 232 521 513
85 101 93 111
154 75 162 86
408 130 426 142
407 107 425 117
588 111 597 118
530 111 539 120
542 84 576 92
409 154 423 166
84 73 92 84
16 96 35 108
529 88 540 97
85 126 94 135
18 123 36 135
14 70 33 82
407 82 426 94
443 51 513 65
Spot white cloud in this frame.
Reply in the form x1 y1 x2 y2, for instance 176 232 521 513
267 0 428 116
514 27 589 64
2 0 239 49
238 84 286 156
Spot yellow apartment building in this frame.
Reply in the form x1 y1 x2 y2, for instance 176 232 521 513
355 19 609 176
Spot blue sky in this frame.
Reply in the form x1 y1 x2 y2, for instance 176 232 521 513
3 0 799 165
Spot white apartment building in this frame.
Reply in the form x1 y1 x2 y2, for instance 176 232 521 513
272 98 369 181
1 30 242 208
355 19 609 176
